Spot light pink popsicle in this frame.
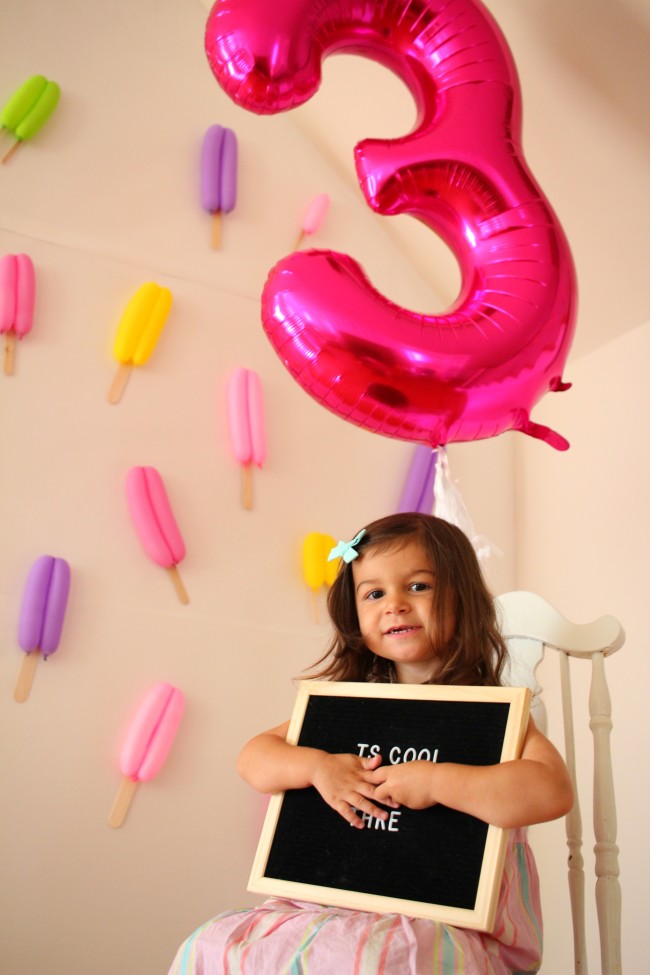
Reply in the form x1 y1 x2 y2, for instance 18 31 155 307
109 682 185 827
227 367 266 510
295 193 330 249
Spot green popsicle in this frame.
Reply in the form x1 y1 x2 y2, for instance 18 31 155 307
1 75 48 128
1 74 61 163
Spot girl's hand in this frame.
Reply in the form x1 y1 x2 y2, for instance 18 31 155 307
372 720 574 827
312 752 399 829
372 761 438 810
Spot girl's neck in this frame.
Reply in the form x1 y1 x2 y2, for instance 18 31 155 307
394 660 441 684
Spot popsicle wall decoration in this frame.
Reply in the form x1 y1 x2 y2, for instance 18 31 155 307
109 682 185 828
0 253 35 375
14 555 71 703
397 445 437 514
1 74 60 164
302 532 337 623
227 367 266 510
294 193 330 250
107 282 172 404
125 466 189 604
201 124 238 248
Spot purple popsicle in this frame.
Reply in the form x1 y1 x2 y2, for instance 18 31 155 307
201 124 237 248
14 555 71 702
397 445 437 514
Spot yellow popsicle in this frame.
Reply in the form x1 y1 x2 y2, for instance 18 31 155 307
107 282 172 404
302 532 337 622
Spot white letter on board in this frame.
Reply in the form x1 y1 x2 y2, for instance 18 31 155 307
388 811 401 832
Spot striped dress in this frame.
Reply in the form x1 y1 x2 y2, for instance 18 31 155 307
168 828 542 975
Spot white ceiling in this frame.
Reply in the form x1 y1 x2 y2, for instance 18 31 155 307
197 0 650 363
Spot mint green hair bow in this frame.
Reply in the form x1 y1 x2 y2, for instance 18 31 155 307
327 529 367 564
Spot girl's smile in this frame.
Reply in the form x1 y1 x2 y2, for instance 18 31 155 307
352 538 454 683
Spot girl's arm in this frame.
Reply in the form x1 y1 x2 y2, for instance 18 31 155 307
373 718 574 829
237 721 397 828
237 721 323 793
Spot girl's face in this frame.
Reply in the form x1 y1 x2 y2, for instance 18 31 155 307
351 538 455 683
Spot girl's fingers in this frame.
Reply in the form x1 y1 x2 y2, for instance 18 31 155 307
374 784 394 805
358 778 400 808
333 791 401 828
361 753 383 770
335 799 364 828
350 794 392 823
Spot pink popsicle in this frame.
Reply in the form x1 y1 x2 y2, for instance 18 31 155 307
294 193 330 249
108 682 185 827
201 124 238 248
125 466 189 603
0 253 35 375
227 367 266 510
14 555 71 702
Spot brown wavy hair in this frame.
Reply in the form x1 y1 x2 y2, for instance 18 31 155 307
306 512 507 686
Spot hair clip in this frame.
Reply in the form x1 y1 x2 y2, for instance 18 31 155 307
328 529 367 564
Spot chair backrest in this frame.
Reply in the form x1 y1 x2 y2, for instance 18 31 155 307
495 591 625 975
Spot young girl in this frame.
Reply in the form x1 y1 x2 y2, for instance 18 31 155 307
169 513 573 975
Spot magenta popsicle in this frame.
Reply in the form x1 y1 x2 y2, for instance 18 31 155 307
201 124 237 248
0 253 35 375
227 367 266 510
14 555 71 702
294 193 330 250
109 682 185 828
125 466 189 603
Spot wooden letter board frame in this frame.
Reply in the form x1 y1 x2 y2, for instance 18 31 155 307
248 681 531 932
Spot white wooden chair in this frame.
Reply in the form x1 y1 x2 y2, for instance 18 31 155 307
495 591 625 975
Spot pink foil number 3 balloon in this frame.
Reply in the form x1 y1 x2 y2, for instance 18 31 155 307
205 0 577 450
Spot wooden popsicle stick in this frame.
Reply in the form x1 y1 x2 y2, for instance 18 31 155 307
14 649 41 703
4 332 16 375
211 211 222 249
107 362 132 404
108 776 139 828
167 564 189 605
2 140 21 164
310 589 319 624
294 230 305 250
241 463 253 510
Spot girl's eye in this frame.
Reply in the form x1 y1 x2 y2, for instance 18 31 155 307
365 589 384 601
410 582 430 593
